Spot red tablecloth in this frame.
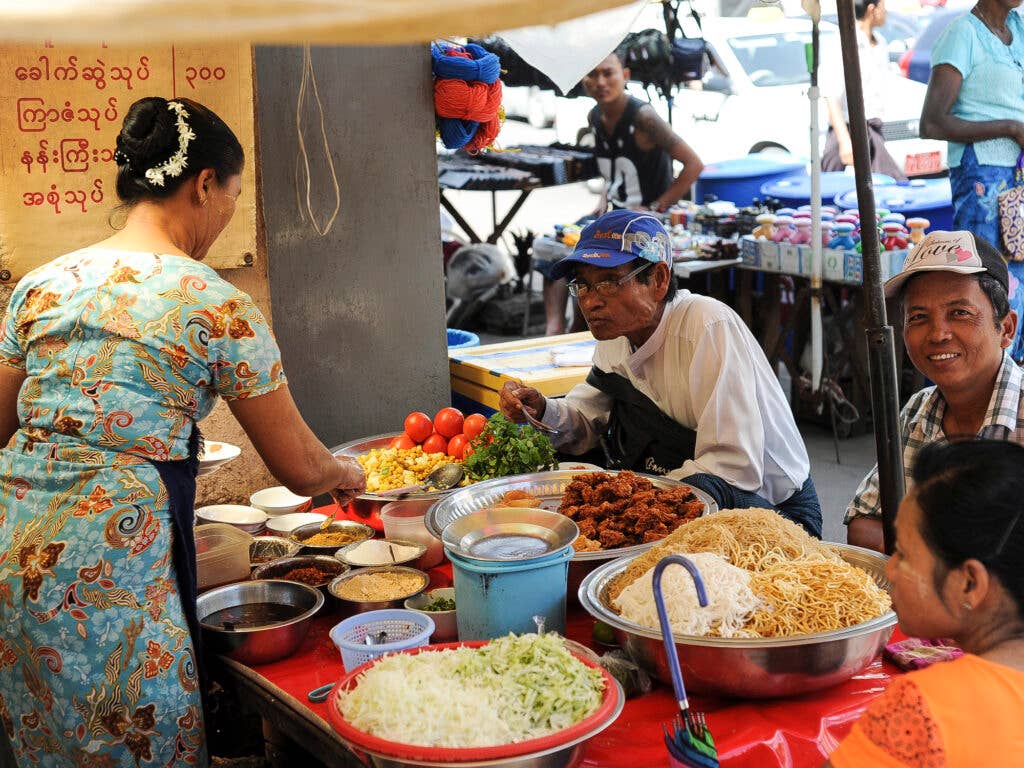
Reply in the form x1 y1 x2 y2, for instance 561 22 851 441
249 503 900 767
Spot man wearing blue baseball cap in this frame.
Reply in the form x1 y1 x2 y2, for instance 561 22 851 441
499 210 822 537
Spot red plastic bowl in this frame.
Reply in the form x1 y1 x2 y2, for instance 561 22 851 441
326 641 623 763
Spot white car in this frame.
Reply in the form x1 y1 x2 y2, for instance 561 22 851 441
539 16 945 178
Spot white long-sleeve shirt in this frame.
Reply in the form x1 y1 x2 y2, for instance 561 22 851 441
541 291 810 505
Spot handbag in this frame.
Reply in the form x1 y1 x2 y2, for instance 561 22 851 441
667 1 709 83
998 151 1024 261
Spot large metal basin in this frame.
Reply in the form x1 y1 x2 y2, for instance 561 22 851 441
578 543 896 698
198 580 323 666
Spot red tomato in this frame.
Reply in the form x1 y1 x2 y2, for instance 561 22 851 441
404 412 434 444
433 407 465 439
422 432 448 454
462 413 488 441
447 433 469 460
389 433 416 450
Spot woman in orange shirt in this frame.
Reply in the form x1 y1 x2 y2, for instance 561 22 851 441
828 439 1024 767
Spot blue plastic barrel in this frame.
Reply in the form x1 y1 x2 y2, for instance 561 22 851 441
833 178 953 232
694 154 807 207
448 545 572 640
446 328 480 349
760 171 895 209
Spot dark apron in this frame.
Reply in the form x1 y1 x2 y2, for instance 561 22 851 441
147 425 207 711
586 367 697 475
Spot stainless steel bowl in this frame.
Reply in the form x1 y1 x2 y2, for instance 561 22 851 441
289 520 374 554
331 433 461 515
251 555 350 613
441 507 578 561
197 579 323 665
249 536 302 566
335 538 428 568
578 543 896 698
328 565 429 613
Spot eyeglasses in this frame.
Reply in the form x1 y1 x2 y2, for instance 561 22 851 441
567 262 652 298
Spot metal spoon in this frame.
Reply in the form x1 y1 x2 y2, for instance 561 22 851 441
363 630 388 646
520 404 559 435
378 463 464 498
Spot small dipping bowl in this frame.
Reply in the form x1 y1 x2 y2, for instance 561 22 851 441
196 504 268 535
250 486 313 516
266 512 327 536
404 587 458 641
197 579 323 665
249 536 302 566
251 555 350 612
328 565 429 614
290 520 374 555
335 538 427 568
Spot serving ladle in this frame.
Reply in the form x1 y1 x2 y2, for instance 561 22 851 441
377 463 464 498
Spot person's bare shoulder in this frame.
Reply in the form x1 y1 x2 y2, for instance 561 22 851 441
634 103 683 150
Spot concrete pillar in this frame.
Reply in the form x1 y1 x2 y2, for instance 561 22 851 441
254 46 449 447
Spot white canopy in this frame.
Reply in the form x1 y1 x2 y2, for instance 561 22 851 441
0 0 637 45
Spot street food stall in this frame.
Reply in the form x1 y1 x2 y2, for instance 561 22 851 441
182 399 903 768
0 1 918 767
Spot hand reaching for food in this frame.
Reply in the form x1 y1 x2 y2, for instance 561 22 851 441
330 455 366 507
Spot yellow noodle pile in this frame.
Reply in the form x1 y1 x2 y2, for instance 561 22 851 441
606 508 891 638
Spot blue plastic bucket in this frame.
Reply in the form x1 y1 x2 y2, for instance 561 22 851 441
448 545 573 640
760 171 895 209
833 179 953 232
447 328 480 349
694 154 807 207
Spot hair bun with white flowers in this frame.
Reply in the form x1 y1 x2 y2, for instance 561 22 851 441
114 96 244 205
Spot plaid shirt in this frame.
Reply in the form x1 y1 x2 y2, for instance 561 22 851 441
846 352 1024 522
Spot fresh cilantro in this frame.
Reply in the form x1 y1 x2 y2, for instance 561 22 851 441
462 413 556 481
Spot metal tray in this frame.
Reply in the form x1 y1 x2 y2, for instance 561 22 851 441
426 470 717 563
331 432 462 502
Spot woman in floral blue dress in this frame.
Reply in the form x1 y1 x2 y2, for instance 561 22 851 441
0 97 366 767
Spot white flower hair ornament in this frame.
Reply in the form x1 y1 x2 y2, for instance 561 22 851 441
144 101 196 187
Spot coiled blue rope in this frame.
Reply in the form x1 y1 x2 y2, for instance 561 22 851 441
437 116 479 150
431 43 501 84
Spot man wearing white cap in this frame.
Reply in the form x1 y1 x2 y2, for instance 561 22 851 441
847 230 1020 552
499 210 822 537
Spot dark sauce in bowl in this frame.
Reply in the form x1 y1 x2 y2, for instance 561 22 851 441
201 602 305 631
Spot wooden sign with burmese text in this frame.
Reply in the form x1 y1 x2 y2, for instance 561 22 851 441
0 43 257 282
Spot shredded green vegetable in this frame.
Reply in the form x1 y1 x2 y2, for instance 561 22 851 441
337 633 605 747
423 596 456 612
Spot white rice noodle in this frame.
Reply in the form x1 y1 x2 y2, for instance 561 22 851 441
613 552 761 638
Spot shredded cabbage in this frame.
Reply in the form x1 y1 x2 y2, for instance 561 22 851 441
336 633 605 747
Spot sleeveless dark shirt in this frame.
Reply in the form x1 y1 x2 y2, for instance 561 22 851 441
588 96 674 209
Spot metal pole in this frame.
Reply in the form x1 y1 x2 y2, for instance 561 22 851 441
808 23 824 397
835 0 903 554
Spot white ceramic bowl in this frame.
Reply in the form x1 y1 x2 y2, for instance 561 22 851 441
266 512 328 536
198 441 241 477
404 587 458 641
250 486 313 516
195 504 267 534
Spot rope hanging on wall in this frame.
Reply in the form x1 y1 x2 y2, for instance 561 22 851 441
431 42 504 152
295 44 341 236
